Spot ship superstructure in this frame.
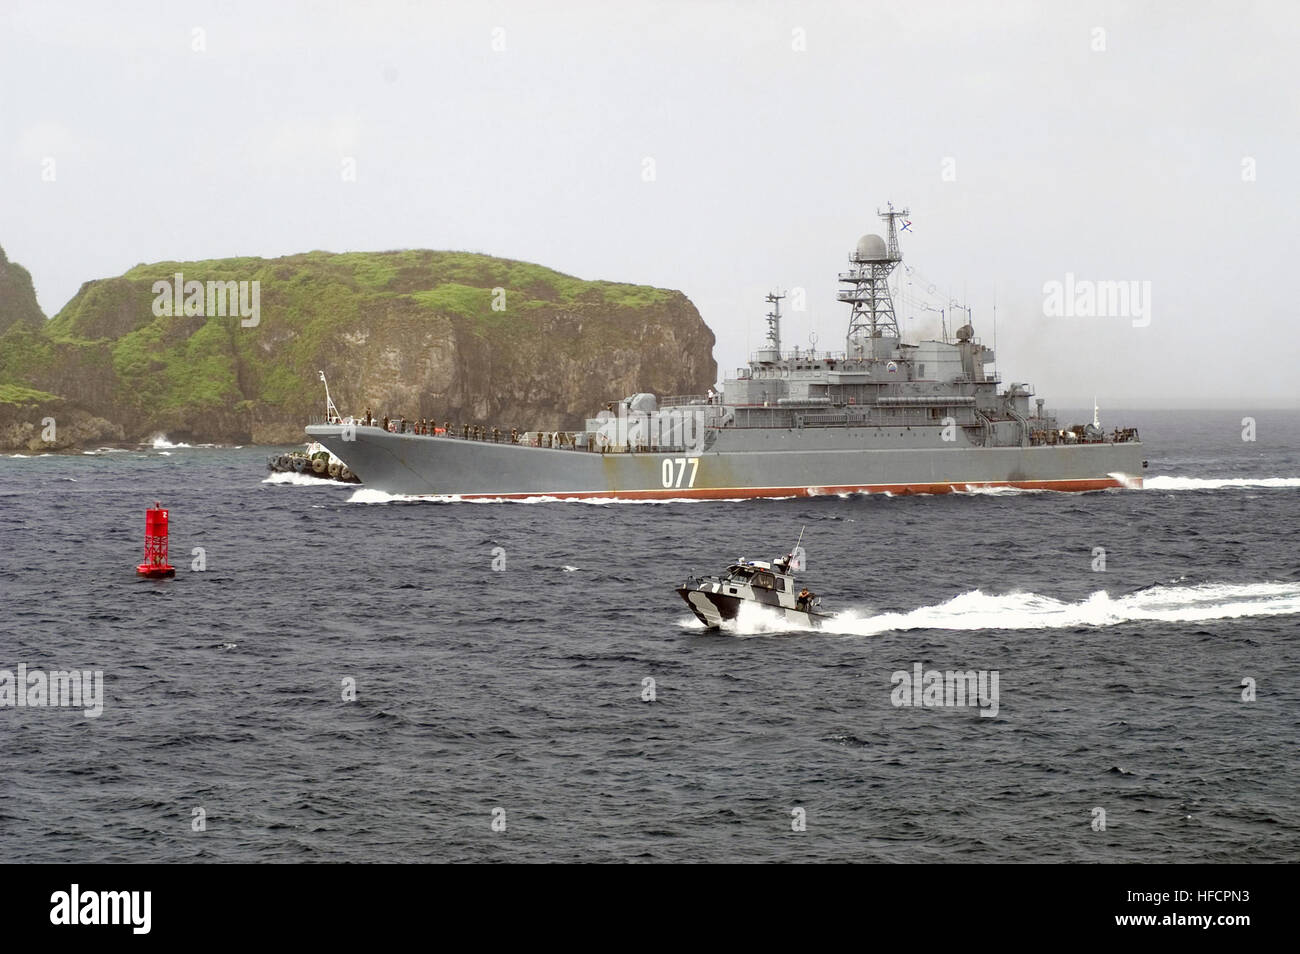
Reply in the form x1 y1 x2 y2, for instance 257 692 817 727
306 205 1144 499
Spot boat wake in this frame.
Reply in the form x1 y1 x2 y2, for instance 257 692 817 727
954 484 1040 496
263 472 345 487
337 476 1299 503
691 582 1300 637
1144 475 1300 491
678 599 822 636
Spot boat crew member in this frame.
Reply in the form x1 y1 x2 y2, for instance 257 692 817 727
796 588 814 611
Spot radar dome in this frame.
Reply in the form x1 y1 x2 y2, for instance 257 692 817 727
853 234 888 262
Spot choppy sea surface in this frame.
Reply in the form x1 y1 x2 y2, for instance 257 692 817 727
1 409 1297 862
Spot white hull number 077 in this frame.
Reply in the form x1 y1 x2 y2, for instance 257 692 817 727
661 457 700 489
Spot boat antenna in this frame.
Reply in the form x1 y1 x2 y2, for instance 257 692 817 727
318 370 340 424
786 525 807 572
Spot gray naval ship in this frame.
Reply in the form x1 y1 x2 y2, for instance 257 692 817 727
307 205 1145 499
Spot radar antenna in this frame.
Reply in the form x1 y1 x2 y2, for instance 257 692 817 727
839 202 909 357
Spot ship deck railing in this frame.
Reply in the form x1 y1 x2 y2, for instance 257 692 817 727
310 413 1138 450
309 416 708 453
746 349 850 365
657 394 713 407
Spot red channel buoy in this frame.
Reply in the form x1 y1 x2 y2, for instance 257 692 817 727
136 501 176 579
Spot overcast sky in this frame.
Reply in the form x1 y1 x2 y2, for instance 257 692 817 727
3 0 1297 408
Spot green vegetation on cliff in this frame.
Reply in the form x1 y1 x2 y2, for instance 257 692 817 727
0 383 59 406
0 245 46 334
0 247 716 447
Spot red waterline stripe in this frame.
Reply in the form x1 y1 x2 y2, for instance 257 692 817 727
456 477 1138 500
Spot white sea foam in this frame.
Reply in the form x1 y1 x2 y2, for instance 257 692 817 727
826 582 1300 636
1144 475 1300 491
340 474 1299 503
348 488 443 503
262 472 342 487
955 484 1040 496
149 434 192 449
703 582 1300 637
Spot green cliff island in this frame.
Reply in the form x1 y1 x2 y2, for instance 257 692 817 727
0 246 717 451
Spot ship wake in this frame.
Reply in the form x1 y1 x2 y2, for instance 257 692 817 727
1143 475 1300 491
692 582 1300 637
263 472 346 487
338 476 1300 502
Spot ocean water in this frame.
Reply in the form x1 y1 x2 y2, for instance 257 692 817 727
1 409 1297 862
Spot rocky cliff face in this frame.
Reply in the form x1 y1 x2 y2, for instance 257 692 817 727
0 246 46 333
0 249 717 449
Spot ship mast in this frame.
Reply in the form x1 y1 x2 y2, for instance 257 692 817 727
757 290 784 363
839 202 908 359
318 370 341 424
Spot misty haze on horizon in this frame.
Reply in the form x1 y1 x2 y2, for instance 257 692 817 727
3 0 1296 409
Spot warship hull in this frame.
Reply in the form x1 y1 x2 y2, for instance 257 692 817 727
305 424 1143 499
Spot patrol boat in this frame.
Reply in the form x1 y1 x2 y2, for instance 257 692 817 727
677 549 830 630
306 204 1145 499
